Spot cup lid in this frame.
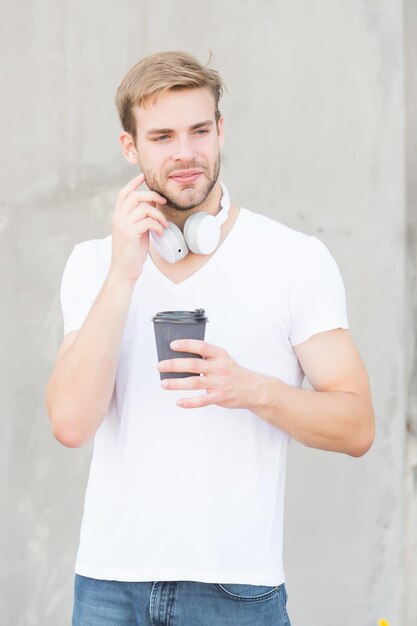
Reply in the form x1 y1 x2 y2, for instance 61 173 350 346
152 309 208 323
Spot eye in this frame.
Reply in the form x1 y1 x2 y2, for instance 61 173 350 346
152 134 170 142
195 128 209 135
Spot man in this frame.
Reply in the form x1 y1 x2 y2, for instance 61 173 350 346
46 51 375 626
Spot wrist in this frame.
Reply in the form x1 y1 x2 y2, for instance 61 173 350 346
106 268 139 290
246 373 285 424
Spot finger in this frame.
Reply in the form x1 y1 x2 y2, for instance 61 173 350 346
116 191 168 218
176 393 215 409
117 174 145 202
123 204 168 229
131 190 167 206
169 340 223 359
158 358 211 375
161 375 208 391
131 217 168 238
113 218 164 240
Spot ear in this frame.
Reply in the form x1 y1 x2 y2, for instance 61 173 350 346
217 115 225 150
119 131 139 164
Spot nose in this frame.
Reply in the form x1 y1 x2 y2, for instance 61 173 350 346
172 135 196 161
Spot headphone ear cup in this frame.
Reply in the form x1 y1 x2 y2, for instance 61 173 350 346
183 212 221 255
150 222 189 263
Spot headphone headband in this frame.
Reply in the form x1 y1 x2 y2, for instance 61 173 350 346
217 182 231 226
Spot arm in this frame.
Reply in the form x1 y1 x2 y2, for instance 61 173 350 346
45 275 136 448
45 174 168 448
157 329 375 458
247 329 375 456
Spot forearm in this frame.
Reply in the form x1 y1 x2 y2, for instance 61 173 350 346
247 373 375 457
46 272 135 447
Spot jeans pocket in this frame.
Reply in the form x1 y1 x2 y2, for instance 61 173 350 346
216 583 279 602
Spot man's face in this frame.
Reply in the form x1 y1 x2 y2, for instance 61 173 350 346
133 88 224 211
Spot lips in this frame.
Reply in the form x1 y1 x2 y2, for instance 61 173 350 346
169 170 203 183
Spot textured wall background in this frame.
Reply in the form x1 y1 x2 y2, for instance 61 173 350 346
1 1 415 624
404 0 417 624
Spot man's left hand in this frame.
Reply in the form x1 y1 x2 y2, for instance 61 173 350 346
157 340 261 409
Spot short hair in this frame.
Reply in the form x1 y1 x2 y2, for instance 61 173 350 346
115 51 225 143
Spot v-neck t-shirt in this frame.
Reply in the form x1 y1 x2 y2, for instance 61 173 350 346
60 206 349 585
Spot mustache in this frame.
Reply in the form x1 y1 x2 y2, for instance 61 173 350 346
166 162 207 175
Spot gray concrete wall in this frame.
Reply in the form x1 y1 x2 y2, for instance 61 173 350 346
1 1 414 624
404 0 417 624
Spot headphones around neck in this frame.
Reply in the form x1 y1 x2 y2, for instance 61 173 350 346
150 182 231 264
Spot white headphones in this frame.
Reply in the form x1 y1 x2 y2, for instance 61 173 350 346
150 182 231 264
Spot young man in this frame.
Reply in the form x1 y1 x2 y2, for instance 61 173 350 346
46 51 375 626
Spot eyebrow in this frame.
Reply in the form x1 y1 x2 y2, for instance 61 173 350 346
145 120 214 136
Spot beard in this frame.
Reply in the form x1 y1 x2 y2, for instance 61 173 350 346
139 153 221 212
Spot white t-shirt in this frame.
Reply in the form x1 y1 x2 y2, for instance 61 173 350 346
60 206 349 586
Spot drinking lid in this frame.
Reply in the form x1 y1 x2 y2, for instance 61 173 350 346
152 309 208 323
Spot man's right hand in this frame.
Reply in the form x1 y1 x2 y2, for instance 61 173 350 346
109 173 168 283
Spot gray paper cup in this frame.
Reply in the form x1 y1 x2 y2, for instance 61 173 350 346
152 309 208 380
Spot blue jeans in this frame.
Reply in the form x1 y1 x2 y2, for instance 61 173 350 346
73 574 291 625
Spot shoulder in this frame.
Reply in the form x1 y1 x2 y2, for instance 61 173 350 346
238 208 343 277
70 234 111 266
239 207 324 252
72 234 112 260
64 235 112 281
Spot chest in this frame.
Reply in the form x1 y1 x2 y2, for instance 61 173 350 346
119 251 294 381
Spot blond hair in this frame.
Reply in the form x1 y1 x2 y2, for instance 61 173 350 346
115 51 225 142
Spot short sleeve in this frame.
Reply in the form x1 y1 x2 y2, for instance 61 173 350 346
288 236 349 346
60 243 100 336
